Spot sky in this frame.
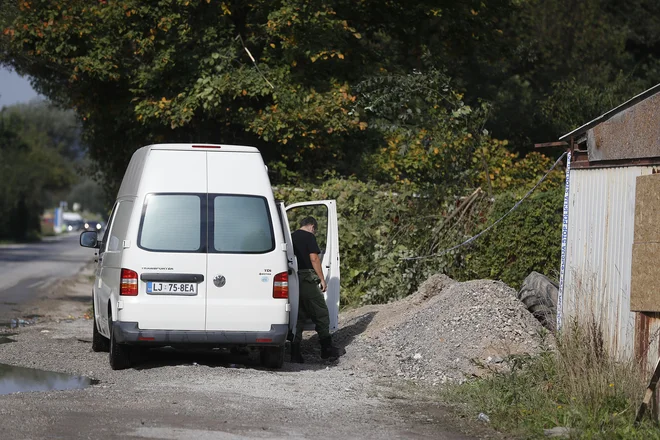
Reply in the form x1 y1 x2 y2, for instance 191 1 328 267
0 67 42 108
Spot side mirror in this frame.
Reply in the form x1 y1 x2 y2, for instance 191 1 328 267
80 231 99 249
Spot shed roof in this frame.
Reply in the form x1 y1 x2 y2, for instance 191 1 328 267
559 83 660 142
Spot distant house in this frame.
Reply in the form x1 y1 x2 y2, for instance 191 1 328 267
558 83 660 369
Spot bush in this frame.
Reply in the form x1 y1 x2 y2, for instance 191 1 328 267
454 186 564 290
276 176 564 306
275 179 425 306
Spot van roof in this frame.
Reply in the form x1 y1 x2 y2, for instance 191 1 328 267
117 143 263 199
149 143 260 153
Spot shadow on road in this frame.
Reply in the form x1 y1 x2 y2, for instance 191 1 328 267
121 312 377 372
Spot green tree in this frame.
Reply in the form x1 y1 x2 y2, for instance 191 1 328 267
0 102 77 240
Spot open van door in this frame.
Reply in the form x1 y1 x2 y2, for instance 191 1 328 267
276 202 299 337
285 200 340 332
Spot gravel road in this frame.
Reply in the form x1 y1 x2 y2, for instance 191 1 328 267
0 266 503 439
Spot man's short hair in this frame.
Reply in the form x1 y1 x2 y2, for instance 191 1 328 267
300 216 318 230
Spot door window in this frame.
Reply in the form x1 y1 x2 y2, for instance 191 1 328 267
99 202 118 255
138 194 203 252
210 195 274 254
106 200 134 252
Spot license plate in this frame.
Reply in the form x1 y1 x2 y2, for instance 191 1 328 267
146 282 197 295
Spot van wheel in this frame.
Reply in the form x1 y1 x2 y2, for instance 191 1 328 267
260 345 284 369
91 300 109 352
109 319 132 370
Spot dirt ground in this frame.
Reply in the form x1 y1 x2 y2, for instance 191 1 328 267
0 265 507 440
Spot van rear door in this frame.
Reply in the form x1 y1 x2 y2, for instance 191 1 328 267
286 200 340 332
205 152 288 332
129 150 208 331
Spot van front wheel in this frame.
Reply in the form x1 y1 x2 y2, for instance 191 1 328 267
109 320 132 370
260 345 284 369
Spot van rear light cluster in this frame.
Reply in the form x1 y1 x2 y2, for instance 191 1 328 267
273 272 288 299
120 268 138 296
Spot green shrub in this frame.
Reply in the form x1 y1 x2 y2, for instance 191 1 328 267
276 177 564 306
454 186 563 290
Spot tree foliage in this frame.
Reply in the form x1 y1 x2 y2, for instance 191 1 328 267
1 0 658 299
0 102 78 240
3 0 658 183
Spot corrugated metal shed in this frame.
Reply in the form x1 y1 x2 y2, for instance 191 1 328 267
562 166 660 367
559 83 660 370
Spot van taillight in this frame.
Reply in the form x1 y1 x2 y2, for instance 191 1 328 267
120 268 138 296
273 272 288 299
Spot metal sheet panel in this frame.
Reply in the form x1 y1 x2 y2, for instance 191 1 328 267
586 92 660 162
563 166 660 368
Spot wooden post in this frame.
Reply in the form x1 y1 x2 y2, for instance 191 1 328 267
635 358 660 425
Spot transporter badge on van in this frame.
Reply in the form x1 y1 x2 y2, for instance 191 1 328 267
213 275 226 288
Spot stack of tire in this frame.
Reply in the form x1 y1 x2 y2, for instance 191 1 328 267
517 272 558 331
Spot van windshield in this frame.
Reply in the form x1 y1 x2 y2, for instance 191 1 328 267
211 195 274 254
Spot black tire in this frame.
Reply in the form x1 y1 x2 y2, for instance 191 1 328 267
260 345 285 369
109 318 132 370
91 301 110 353
518 272 559 331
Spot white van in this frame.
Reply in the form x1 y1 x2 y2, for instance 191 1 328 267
80 144 340 370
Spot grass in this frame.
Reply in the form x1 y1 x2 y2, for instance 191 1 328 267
445 319 660 439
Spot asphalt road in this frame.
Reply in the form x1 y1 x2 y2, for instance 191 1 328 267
0 233 94 323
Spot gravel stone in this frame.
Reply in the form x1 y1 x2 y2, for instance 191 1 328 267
337 274 553 382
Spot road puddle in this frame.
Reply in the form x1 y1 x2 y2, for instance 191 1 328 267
0 364 96 395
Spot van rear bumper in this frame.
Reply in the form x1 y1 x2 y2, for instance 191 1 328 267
113 322 288 346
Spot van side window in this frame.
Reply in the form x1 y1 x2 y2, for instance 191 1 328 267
99 202 118 255
211 195 274 254
138 194 203 252
106 200 134 252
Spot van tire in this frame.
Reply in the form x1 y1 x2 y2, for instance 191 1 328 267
92 311 110 353
109 319 132 370
518 272 558 331
260 345 284 369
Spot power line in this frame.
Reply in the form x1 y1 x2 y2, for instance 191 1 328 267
403 151 568 261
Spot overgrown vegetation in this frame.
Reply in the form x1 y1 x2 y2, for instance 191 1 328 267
2 0 659 185
2 0 658 301
455 186 564 291
0 102 78 241
276 171 563 306
446 319 659 439
0 101 105 241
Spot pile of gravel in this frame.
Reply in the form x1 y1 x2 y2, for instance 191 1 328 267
337 274 552 384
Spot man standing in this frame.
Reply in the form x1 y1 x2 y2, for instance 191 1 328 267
290 216 343 363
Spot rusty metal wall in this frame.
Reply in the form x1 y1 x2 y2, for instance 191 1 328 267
563 166 660 368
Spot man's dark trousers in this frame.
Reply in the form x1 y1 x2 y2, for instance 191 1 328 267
295 269 330 341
